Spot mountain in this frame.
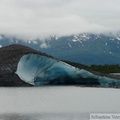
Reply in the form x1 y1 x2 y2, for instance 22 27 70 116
0 44 120 87
0 33 120 65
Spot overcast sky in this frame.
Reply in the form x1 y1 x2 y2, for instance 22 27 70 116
0 0 120 39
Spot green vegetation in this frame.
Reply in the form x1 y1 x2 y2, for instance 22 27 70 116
89 64 120 74
64 60 120 74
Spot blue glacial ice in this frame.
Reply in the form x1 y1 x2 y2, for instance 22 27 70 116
16 53 120 86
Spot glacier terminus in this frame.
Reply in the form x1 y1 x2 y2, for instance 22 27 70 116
16 53 120 86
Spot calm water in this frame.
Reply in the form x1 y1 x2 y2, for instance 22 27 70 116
0 86 120 120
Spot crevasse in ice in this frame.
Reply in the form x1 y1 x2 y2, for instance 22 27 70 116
16 53 120 86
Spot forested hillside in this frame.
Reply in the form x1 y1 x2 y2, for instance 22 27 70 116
65 61 120 74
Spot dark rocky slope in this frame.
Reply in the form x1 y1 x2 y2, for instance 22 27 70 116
0 44 48 86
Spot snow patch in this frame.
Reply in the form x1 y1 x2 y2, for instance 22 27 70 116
32 41 37 44
55 37 58 40
116 37 120 40
79 34 89 41
72 39 78 42
105 43 108 46
40 43 50 49
28 41 31 44
68 43 72 48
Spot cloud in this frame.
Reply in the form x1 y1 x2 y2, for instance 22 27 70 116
0 0 120 39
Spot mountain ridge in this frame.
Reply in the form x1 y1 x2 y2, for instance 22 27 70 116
0 33 120 65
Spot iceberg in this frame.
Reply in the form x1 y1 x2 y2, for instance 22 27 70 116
16 53 120 86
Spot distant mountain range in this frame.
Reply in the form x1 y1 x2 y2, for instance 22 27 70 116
0 33 120 65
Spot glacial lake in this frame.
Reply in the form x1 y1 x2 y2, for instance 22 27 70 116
0 86 120 120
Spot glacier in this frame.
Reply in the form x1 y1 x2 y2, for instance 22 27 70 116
16 53 120 86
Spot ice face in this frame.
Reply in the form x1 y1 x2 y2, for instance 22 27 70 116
16 53 120 86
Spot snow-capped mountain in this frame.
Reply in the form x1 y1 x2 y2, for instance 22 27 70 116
0 33 120 65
